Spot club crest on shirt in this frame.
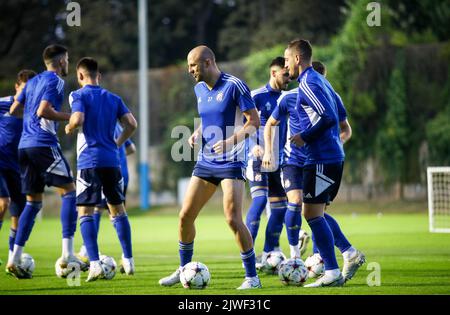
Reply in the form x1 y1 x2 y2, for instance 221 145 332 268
216 91 224 102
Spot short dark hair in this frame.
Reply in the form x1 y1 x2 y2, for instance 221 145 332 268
287 39 312 63
312 61 326 75
270 57 285 69
76 57 99 77
16 69 37 85
42 44 68 63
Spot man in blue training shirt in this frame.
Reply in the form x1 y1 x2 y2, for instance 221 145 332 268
0 70 36 267
159 46 261 290
283 39 347 287
65 57 137 282
307 60 365 282
77 122 136 264
7 45 83 279
245 57 295 267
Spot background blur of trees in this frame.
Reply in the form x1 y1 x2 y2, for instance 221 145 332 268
0 0 449 199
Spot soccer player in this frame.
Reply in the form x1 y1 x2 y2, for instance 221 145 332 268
0 70 36 267
78 123 136 264
308 60 365 282
159 45 261 289
65 57 137 281
246 57 301 266
7 45 82 279
283 38 348 287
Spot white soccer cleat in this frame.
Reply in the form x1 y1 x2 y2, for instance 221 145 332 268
304 272 345 288
86 261 104 282
255 252 268 271
119 255 135 275
342 250 366 282
159 267 182 286
237 276 262 290
298 230 310 257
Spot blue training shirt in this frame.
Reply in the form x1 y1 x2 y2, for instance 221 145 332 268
296 67 345 165
195 72 256 169
114 123 133 187
272 89 306 168
69 85 130 170
250 83 287 165
0 96 22 172
17 71 65 149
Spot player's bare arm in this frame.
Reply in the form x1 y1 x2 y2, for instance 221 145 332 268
117 113 138 147
37 100 71 121
212 108 260 154
339 119 352 144
262 115 280 169
65 111 84 134
188 124 202 148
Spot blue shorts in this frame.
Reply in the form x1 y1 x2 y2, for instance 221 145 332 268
302 162 343 204
95 183 128 210
18 147 73 194
192 164 245 186
0 169 26 217
281 164 304 193
247 159 286 198
76 167 125 206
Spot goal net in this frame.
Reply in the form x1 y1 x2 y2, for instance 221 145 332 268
427 167 450 233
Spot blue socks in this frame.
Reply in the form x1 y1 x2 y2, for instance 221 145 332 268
285 203 302 246
0 221 2 231
80 215 99 261
9 228 17 252
311 213 352 254
307 216 338 270
93 211 101 234
241 248 257 278
179 241 194 267
324 212 352 253
112 213 133 258
15 201 42 246
263 201 287 252
245 188 268 242
61 191 77 239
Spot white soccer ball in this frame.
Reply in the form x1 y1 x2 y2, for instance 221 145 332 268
180 262 211 289
100 255 117 280
304 253 325 278
20 253 35 274
278 258 308 286
262 251 286 275
55 257 81 278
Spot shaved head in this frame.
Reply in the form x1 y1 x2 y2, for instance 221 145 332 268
187 45 220 86
188 45 216 64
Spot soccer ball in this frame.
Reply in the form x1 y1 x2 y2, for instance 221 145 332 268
304 253 324 278
180 262 210 289
100 255 117 280
20 253 35 274
262 251 286 275
278 258 308 286
55 257 81 278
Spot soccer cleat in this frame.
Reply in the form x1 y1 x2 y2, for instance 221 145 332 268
119 255 135 275
60 255 89 272
342 250 366 282
159 267 181 286
0 258 2 266
5 263 32 279
298 230 310 257
255 252 269 271
304 272 345 288
86 261 104 282
237 276 262 290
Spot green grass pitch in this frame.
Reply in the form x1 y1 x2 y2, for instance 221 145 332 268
1 205 450 295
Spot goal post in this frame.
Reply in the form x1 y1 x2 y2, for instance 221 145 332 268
427 167 450 233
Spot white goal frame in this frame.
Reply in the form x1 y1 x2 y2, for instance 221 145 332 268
427 167 450 233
